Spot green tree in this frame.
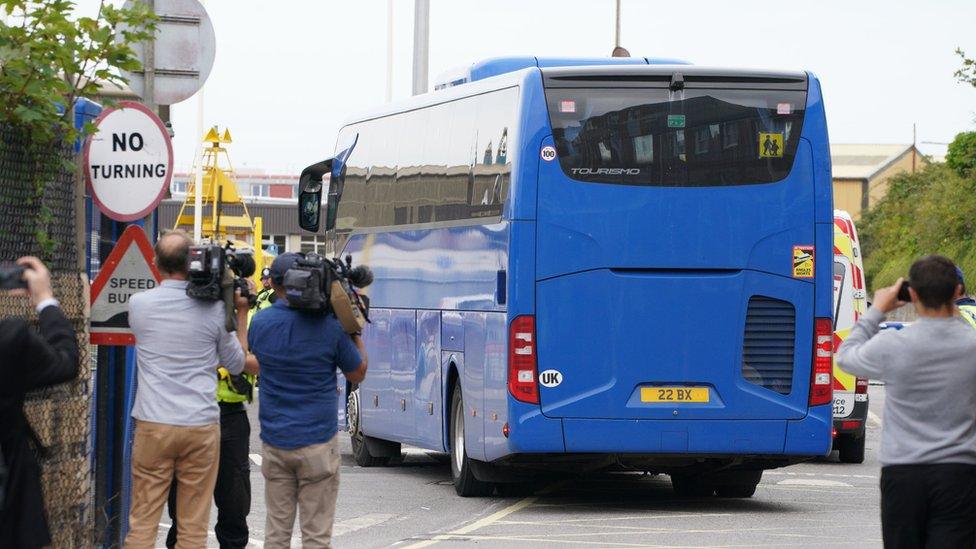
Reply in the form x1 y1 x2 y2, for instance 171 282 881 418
957 48 976 89
946 131 976 179
0 1 154 255
0 0 156 142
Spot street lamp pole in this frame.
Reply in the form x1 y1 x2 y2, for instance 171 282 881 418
615 0 621 48
387 0 394 102
412 0 429 96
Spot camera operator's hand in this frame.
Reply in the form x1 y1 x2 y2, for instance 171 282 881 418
12 256 54 307
234 287 250 313
874 277 907 314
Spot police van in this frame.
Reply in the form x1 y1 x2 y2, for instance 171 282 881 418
831 210 870 463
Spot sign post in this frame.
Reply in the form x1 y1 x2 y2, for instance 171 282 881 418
83 101 174 222
90 225 162 345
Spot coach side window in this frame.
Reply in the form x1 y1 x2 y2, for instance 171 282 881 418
435 100 475 222
335 124 366 230
394 109 428 225
471 88 516 219
364 116 398 228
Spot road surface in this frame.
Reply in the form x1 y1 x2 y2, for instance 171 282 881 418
157 386 887 548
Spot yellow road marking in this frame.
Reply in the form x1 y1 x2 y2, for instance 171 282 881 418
422 533 809 548
495 512 735 525
402 480 569 548
401 495 538 548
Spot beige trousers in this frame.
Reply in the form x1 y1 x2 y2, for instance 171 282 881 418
262 436 342 549
124 420 220 549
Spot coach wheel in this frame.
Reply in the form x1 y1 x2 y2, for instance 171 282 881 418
670 474 715 497
837 435 866 464
714 471 762 498
347 388 391 467
449 381 494 497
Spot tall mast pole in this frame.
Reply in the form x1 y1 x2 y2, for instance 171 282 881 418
412 0 429 96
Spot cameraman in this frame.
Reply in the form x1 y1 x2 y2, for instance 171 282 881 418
124 230 258 549
837 255 976 548
0 257 79 549
247 253 367 549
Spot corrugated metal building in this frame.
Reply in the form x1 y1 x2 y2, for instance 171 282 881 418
157 198 329 255
831 144 926 219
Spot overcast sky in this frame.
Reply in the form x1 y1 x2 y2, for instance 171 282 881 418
89 0 976 173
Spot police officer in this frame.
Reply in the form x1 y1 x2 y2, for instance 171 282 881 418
255 267 275 308
166 319 258 548
954 267 976 328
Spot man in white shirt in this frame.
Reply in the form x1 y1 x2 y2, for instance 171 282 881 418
125 230 256 549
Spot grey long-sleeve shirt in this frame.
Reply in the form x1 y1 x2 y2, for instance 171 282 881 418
128 280 245 426
837 307 976 466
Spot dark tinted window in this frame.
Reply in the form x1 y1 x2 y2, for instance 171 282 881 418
337 87 517 230
547 87 806 186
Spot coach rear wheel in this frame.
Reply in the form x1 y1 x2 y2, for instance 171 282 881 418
714 471 762 498
348 388 391 467
449 381 494 497
670 474 715 497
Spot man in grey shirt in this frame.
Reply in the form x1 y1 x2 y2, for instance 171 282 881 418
124 230 257 549
838 255 976 548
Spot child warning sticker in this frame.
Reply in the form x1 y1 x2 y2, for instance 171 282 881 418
793 245 815 278
759 132 784 158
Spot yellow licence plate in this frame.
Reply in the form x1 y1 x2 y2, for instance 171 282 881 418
641 387 710 403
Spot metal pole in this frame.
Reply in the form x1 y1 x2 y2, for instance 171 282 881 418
412 0 429 96
386 0 394 102
143 0 156 112
191 0 206 242
193 88 204 241
615 0 621 48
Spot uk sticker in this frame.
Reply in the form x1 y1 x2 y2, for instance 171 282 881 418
793 245 815 278
759 132 784 158
538 369 563 388
540 145 557 162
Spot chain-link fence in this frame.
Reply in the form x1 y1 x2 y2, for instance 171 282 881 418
0 126 93 548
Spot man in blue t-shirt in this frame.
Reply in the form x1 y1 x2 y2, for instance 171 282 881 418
248 253 368 548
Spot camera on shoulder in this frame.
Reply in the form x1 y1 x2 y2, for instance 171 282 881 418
185 241 257 331
282 253 372 334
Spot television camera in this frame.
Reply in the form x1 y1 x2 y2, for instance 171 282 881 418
186 241 257 332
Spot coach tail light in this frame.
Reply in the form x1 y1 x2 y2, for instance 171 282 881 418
809 318 833 407
508 315 539 404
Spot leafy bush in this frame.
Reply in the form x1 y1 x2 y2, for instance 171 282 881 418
946 131 976 179
860 162 976 290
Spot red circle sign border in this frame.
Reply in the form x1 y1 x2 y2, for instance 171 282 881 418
83 100 174 222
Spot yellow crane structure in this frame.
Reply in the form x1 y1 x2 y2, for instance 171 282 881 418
173 126 267 285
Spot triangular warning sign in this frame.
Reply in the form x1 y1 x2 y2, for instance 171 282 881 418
90 225 162 345
203 126 221 143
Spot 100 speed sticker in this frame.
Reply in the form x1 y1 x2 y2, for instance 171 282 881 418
540 145 556 162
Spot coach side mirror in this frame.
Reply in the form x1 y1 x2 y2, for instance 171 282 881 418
298 158 333 233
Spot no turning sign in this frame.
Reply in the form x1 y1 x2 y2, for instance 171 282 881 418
84 101 173 221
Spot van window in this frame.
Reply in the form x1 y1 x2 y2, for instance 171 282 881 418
833 258 855 331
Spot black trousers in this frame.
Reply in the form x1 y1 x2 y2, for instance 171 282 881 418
880 463 976 549
167 406 251 549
